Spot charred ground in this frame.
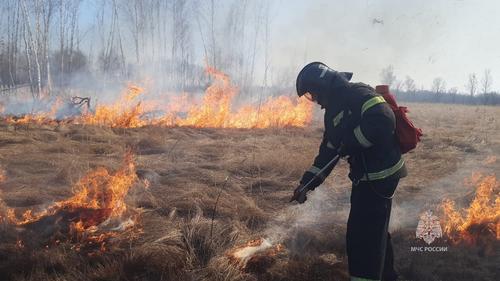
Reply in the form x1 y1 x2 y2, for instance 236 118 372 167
0 103 499 281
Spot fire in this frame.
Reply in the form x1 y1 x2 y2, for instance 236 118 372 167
4 97 64 126
1 67 313 129
228 238 283 270
0 168 5 183
1 152 139 250
441 173 499 245
78 83 146 128
175 66 236 127
157 67 312 128
483 156 497 165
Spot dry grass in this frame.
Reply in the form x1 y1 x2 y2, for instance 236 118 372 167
0 103 499 280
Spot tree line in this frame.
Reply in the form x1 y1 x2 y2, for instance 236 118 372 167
0 1 498 106
380 65 499 105
0 0 274 100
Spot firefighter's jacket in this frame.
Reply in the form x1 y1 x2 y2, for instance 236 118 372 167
300 82 407 188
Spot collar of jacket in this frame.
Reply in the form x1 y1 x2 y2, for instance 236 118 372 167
323 83 351 110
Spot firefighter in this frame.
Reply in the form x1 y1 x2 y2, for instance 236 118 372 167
292 62 407 281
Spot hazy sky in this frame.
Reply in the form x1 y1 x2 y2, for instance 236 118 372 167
270 0 500 92
78 0 499 92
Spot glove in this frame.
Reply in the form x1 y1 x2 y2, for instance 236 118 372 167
299 171 321 191
338 143 348 157
290 184 308 204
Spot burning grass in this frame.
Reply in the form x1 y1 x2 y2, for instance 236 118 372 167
0 103 498 280
0 152 140 253
441 173 499 247
227 238 284 272
1 67 313 129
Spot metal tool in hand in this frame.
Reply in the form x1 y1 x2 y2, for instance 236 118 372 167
290 153 341 202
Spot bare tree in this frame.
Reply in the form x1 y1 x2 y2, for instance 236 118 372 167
466 73 478 97
221 0 248 83
262 1 271 92
58 0 82 82
246 1 264 95
122 0 146 64
171 0 192 90
481 69 492 94
431 77 446 96
4 0 21 87
210 0 217 69
193 2 209 66
98 0 125 76
20 0 42 98
58 0 66 86
404 75 416 93
393 80 403 92
448 87 458 102
380 65 396 87
41 0 54 94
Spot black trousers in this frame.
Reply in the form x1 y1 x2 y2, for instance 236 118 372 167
346 177 399 281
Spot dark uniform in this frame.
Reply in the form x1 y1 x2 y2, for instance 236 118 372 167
300 82 406 281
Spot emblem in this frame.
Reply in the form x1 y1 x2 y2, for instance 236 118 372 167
416 210 443 245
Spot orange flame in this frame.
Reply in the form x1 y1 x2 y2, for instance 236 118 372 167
442 173 500 244
483 156 497 165
2 152 138 248
2 67 313 129
0 168 5 183
158 67 313 128
78 84 146 128
4 97 64 126
227 238 283 270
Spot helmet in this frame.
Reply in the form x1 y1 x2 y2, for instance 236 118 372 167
296 62 353 100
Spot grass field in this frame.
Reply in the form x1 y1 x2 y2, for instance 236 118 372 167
0 103 498 281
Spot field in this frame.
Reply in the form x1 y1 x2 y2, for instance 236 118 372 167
0 103 498 281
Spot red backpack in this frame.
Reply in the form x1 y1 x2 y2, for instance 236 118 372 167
375 85 423 154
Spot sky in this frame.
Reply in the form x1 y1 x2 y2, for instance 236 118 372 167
269 0 500 92
77 0 500 93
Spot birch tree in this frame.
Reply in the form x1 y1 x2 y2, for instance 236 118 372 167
481 69 492 94
466 73 478 97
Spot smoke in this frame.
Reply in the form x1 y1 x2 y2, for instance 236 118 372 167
0 68 200 121
261 186 349 255
390 151 498 231
257 149 498 255
270 0 500 91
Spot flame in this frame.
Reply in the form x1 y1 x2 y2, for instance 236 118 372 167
441 173 500 245
483 156 497 165
1 67 313 129
168 66 236 127
142 178 151 189
0 168 5 183
4 97 64 126
1 152 139 249
158 67 313 128
228 238 283 269
163 93 190 113
78 84 146 128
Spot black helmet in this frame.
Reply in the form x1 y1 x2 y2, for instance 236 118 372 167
296 62 353 98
